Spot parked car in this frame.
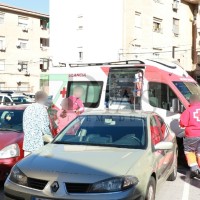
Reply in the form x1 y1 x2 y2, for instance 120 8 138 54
4 111 177 200
0 104 58 182
0 105 26 181
0 93 33 106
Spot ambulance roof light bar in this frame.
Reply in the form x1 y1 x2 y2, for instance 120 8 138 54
69 60 145 67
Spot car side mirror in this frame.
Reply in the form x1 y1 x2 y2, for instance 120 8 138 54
154 141 173 150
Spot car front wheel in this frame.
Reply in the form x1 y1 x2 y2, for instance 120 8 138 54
145 177 156 200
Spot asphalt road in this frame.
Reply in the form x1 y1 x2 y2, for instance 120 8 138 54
0 167 199 200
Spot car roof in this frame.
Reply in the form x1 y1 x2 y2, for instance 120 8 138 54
0 104 28 110
81 109 156 118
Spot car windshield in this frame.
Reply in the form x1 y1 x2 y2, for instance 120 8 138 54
0 110 24 132
11 96 30 104
173 82 200 101
54 115 147 149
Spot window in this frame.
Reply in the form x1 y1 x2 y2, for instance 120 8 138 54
149 82 178 111
67 81 103 108
0 60 5 71
0 12 4 24
4 97 11 105
18 16 28 27
79 51 83 60
0 110 24 132
135 12 141 28
150 116 161 145
40 19 49 30
40 38 49 47
18 61 28 71
0 82 5 89
173 18 179 36
17 39 28 49
0 36 5 50
153 17 162 33
173 81 200 100
154 115 169 139
55 115 147 149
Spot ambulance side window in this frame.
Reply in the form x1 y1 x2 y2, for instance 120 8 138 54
149 82 177 111
67 81 103 108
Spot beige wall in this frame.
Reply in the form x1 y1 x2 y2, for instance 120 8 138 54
122 0 195 71
0 8 49 93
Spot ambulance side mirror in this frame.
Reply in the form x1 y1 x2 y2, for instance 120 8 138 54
171 98 179 113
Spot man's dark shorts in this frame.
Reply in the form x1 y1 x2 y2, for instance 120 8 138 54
183 137 200 154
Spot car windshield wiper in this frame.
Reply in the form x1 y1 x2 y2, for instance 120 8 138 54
0 128 22 133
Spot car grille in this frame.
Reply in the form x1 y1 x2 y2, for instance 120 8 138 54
27 177 48 190
65 183 91 193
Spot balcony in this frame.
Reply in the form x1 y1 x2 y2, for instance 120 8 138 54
183 0 200 4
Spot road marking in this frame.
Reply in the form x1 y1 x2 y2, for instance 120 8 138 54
182 171 191 200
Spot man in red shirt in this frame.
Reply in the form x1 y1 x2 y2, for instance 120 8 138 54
180 94 200 178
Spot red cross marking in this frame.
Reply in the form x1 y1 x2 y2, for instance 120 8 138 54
60 87 67 98
193 109 200 122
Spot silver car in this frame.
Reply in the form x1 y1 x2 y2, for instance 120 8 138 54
4 111 177 200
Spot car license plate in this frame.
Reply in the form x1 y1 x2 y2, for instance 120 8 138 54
32 198 51 200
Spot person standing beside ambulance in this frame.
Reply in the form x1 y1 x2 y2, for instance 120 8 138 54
68 86 85 114
180 94 200 178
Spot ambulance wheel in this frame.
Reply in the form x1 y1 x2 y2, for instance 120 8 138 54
167 153 178 181
145 177 156 200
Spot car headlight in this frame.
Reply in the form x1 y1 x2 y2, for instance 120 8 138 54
89 176 139 193
0 144 20 159
9 165 28 186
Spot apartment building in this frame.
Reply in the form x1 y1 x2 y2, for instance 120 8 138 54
50 0 200 80
123 0 200 77
0 3 49 93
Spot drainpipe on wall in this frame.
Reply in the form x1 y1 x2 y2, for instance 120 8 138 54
192 5 198 65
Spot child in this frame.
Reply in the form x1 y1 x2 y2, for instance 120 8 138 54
57 98 77 133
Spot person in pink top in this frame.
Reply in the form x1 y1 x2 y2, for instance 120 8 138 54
57 98 77 133
68 86 85 114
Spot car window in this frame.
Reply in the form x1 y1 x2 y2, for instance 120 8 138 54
4 97 11 105
0 110 24 132
0 96 2 103
155 115 169 139
54 115 147 149
150 116 161 146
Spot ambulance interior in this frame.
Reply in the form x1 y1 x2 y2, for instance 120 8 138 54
106 68 143 110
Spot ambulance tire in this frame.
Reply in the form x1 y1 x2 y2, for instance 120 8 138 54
145 177 156 200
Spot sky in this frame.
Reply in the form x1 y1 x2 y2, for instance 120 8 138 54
0 0 49 14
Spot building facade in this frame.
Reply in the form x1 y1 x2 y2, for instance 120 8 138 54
0 3 49 93
49 0 200 99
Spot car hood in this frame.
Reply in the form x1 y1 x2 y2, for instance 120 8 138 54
0 131 23 150
19 144 145 179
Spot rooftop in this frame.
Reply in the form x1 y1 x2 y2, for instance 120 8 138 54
0 3 49 18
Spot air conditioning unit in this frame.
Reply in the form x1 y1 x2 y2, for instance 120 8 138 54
0 46 6 52
22 26 28 32
16 44 21 48
172 2 179 10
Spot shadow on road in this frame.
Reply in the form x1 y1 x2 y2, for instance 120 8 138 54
178 165 200 189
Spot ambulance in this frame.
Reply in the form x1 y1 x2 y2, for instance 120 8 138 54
49 59 200 140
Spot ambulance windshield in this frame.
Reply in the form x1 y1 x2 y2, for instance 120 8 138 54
173 82 200 101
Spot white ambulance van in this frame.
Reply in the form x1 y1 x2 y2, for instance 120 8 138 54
50 59 200 160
